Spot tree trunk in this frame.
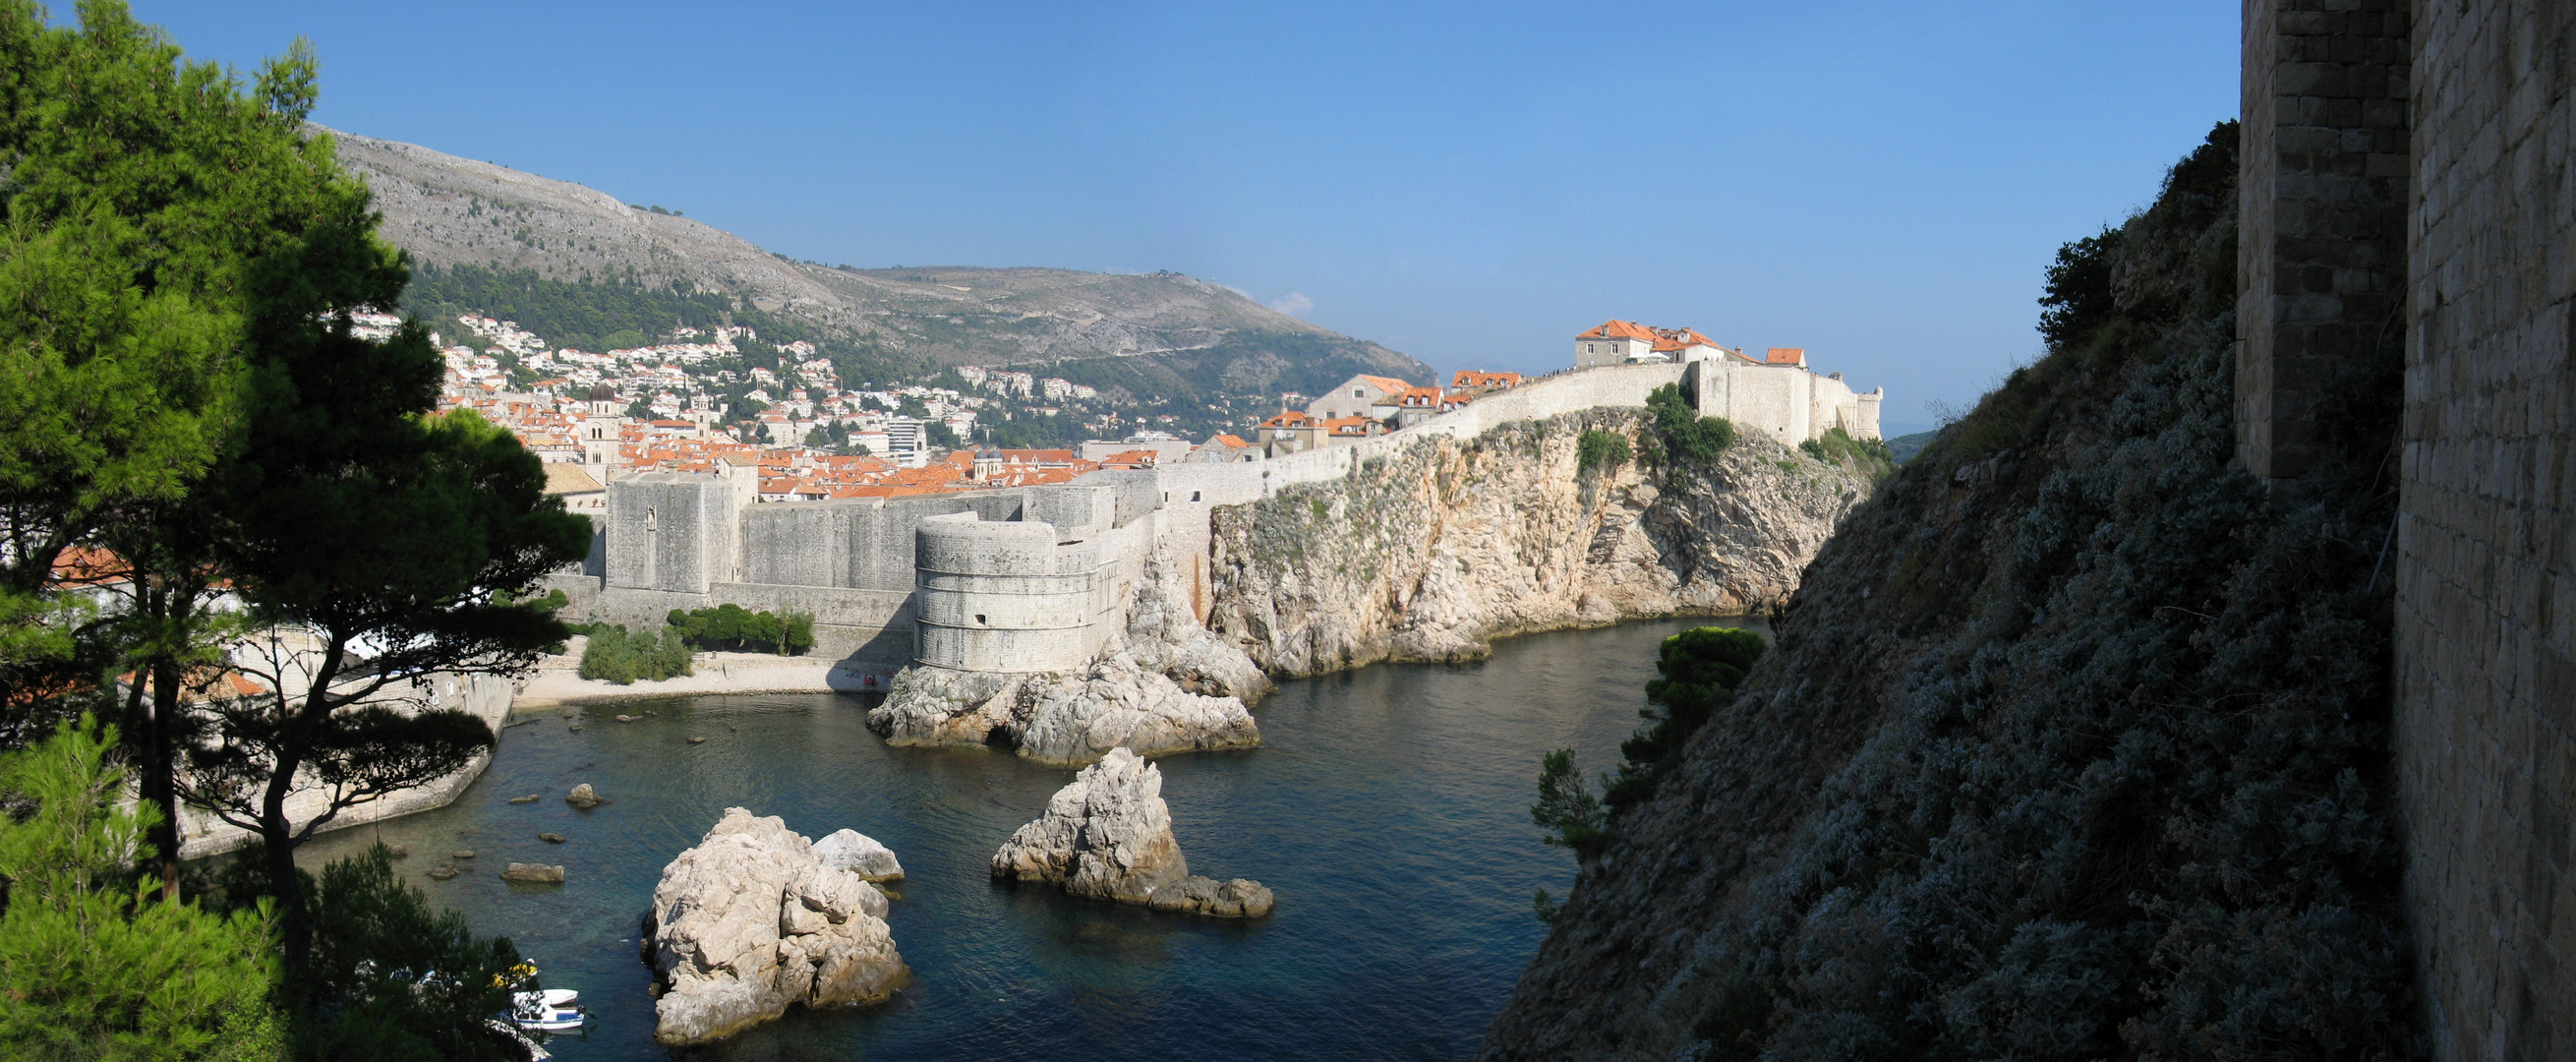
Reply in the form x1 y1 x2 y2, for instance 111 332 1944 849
261 637 345 990
146 654 183 902
259 809 311 992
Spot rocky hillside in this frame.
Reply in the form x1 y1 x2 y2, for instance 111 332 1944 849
1479 124 2418 1060
1205 410 1880 677
327 129 1434 395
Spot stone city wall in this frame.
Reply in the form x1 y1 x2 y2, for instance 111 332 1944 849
2389 1 2576 1055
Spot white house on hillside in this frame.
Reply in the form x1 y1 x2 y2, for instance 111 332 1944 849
1576 321 1884 445
1306 374 1415 422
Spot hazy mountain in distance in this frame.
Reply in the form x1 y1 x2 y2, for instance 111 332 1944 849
326 128 1435 397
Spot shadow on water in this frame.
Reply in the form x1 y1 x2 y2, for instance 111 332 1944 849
284 616 1767 1061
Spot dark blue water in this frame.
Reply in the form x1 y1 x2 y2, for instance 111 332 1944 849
296 617 1760 1060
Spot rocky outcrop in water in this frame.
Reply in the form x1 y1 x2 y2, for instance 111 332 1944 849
1207 410 1876 678
991 747 1269 916
868 550 1266 766
644 808 907 1045
811 829 904 882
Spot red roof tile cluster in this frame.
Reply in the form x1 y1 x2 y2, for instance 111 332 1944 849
1578 321 1726 354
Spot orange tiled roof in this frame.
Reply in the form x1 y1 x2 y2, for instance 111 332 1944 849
1577 320 1660 342
1451 370 1523 388
1210 434 1251 448
1766 347 1806 365
1652 327 1722 353
1354 375 1413 393
50 546 127 587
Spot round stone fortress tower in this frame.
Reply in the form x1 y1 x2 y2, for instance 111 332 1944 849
912 510 1103 673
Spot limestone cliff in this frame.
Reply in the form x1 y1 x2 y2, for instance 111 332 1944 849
1205 409 1877 677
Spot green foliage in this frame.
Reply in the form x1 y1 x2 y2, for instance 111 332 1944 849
401 265 926 389
666 604 814 655
577 623 695 683
0 717 288 1060
1645 384 1734 464
302 844 529 1062
1605 627 1764 809
1883 430 1935 464
1575 429 1631 473
1531 888 1559 925
1796 427 1895 476
0 0 354 699
2037 225 2123 351
1530 748 1606 853
1662 120 2421 1060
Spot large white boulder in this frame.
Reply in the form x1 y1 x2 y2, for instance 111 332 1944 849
991 748 1188 902
644 808 907 1044
991 747 1270 916
811 829 904 882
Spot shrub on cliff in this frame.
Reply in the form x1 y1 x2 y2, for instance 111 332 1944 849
1644 384 1734 463
1575 429 1631 473
1604 626 1764 808
1797 427 1894 477
578 624 694 683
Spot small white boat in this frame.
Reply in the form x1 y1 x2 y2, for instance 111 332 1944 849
500 988 587 1032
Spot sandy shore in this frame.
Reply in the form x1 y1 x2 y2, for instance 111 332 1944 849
513 648 892 706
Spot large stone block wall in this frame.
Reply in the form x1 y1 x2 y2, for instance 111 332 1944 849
912 511 1106 672
2394 1 2576 1055
2238 0 2412 479
606 475 737 593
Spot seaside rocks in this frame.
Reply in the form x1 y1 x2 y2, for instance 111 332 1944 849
566 784 603 808
541 833 567 844
1146 875 1275 918
644 808 907 1045
811 829 905 882
991 747 1268 916
508 794 540 804
866 549 1268 767
427 865 456 880
501 863 565 884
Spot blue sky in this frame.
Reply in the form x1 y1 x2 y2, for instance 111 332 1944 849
140 2 2235 433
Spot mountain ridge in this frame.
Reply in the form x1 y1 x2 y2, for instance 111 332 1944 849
324 126 1435 396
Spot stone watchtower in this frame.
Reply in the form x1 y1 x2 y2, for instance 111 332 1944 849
910 510 1108 673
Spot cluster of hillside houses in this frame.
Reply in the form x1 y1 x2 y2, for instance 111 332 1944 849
440 318 1880 517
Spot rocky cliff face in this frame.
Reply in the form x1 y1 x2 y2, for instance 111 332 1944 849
1479 126 2418 1060
1206 410 1877 677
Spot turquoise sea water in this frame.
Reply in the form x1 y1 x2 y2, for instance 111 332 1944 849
293 617 1761 1060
